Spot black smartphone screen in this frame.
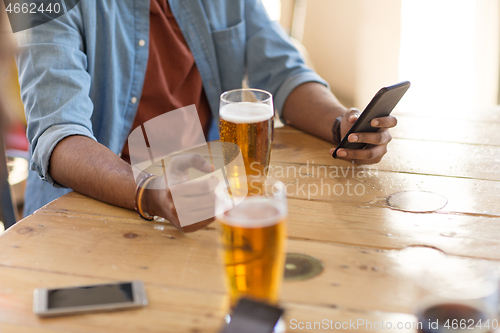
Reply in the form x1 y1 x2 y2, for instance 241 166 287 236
221 298 284 333
47 283 134 309
332 81 410 158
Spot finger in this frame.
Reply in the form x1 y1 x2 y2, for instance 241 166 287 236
157 190 193 232
339 108 361 140
336 144 388 162
371 115 397 129
153 188 204 232
344 107 361 124
348 130 392 145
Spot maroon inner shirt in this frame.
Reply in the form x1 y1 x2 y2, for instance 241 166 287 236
121 0 212 163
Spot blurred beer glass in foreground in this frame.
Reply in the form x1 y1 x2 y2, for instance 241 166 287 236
408 249 499 333
216 177 287 308
219 89 274 181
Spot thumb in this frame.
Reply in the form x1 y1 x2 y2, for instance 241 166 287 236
344 107 361 124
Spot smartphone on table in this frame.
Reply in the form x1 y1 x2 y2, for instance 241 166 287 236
33 280 148 317
332 81 411 158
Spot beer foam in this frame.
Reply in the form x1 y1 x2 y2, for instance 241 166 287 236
221 197 285 228
219 102 273 124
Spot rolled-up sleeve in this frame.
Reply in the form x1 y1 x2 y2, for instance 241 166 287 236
15 6 96 187
244 0 328 122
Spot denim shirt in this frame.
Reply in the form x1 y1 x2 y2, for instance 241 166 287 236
15 0 327 216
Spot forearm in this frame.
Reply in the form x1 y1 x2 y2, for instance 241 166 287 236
282 82 347 142
49 135 136 210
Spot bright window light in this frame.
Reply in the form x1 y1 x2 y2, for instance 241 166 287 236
262 0 282 22
399 0 480 115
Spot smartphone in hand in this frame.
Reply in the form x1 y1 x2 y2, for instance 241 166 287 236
332 81 410 158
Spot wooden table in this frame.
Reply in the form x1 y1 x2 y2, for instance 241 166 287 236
1 106 499 332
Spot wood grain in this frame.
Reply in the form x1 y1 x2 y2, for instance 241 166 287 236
272 128 500 181
0 264 421 333
0 213 226 295
286 198 500 259
2 108 500 332
0 266 226 333
391 115 500 146
392 105 500 123
39 191 500 260
267 162 500 216
42 164 500 219
1 214 498 317
40 192 141 221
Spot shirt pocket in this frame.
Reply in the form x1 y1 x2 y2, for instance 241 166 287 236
211 19 246 92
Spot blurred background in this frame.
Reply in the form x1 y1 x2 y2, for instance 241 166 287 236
1 0 499 229
265 0 499 110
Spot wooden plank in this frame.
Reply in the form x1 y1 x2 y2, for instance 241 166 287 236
0 265 419 333
42 160 500 219
39 191 141 222
43 128 500 220
0 266 226 333
391 115 500 146
38 192 500 260
282 241 500 315
0 323 62 333
380 139 500 180
272 128 500 181
267 162 500 216
0 214 226 295
283 302 417 333
40 127 500 221
287 199 500 259
1 216 499 315
392 105 500 123
7 107 500 332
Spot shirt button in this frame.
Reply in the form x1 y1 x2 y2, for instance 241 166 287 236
131 97 138 104
138 39 146 47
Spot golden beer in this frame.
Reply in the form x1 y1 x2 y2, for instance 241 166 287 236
219 101 274 178
218 196 287 308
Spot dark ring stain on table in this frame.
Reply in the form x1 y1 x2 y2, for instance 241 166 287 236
284 253 324 281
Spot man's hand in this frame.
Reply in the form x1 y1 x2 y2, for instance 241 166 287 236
50 136 217 233
329 108 397 165
282 82 397 165
143 154 218 233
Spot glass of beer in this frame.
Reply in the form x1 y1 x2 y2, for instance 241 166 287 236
412 255 499 333
215 176 287 309
219 89 274 180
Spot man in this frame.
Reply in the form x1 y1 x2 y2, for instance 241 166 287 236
16 0 396 231
1 4 17 228
0 4 13 126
